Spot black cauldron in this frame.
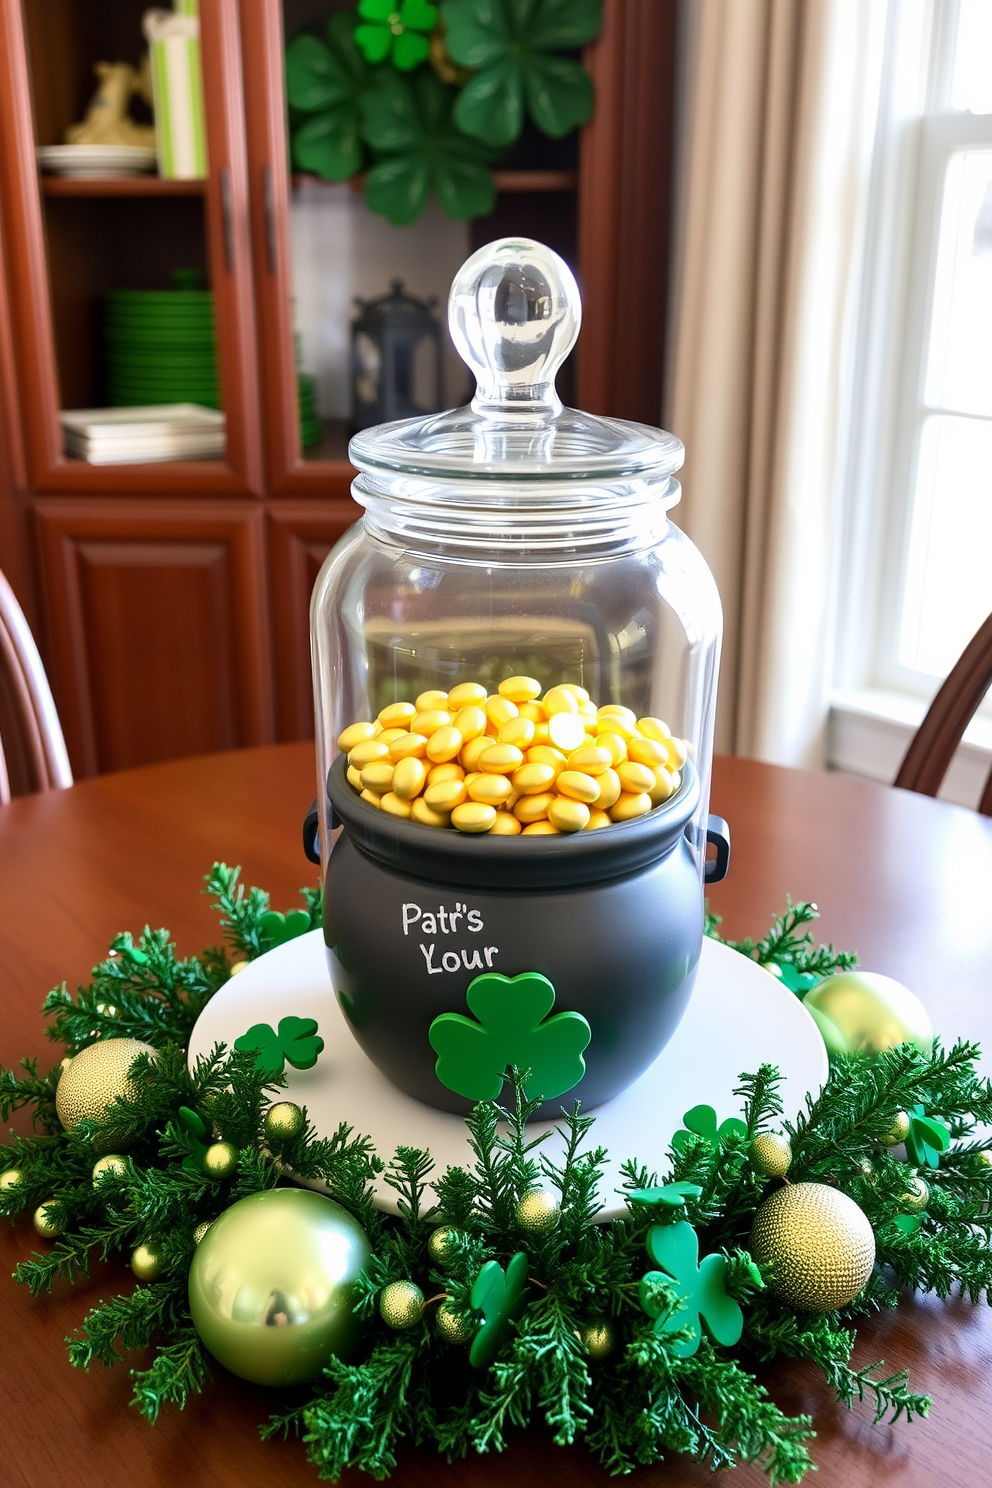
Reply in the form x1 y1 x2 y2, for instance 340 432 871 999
313 756 729 1118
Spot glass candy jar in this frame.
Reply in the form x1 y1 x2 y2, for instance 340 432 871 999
310 239 726 1118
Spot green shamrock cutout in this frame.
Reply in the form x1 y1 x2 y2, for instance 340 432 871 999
258 909 312 949
428 972 591 1102
672 1104 747 1154
894 1213 924 1236
286 14 374 182
905 1104 951 1169
355 0 438 71
639 1220 743 1359
774 962 820 996
627 1181 703 1211
234 1016 324 1077
177 1106 210 1173
468 1250 529 1368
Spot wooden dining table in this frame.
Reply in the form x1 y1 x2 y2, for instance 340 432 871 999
2 742 991 1488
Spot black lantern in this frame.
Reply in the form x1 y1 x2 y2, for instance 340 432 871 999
350 279 443 431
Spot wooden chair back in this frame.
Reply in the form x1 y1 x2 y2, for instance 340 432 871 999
0 569 72 802
894 611 992 816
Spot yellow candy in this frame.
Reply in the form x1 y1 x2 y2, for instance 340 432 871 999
392 756 428 800
548 797 590 832
504 789 520 810
427 761 465 785
447 681 488 708
595 731 628 766
426 726 464 764
379 792 412 819
592 768 621 809
360 788 383 808
596 714 639 743
499 716 536 748
664 737 689 770
424 779 468 812
485 695 518 729
610 791 653 822
376 728 409 745
543 685 579 715
412 709 452 737
460 736 493 771
628 737 669 768
585 808 612 830
617 761 657 794
370 721 384 736
527 744 566 772
479 743 525 774
556 771 601 805
348 740 390 769
511 762 558 795
547 712 586 752
649 767 677 805
411 796 451 828
451 802 497 833
514 792 556 824
597 704 636 725
490 811 523 835
567 746 612 776
346 765 364 792
337 721 377 753
531 721 551 744
389 733 429 761
559 682 590 703
518 700 546 723
453 705 488 741
360 761 394 793
522 820 561 835
467 774 514 806
636 717 671 741
415 689 449 711
499 675 542 702
377 701 417 728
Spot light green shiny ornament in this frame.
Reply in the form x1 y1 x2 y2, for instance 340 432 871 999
193 1220 212 1245
132 1243 163 1281
0 1169 23 1191
880 1111 911 1146
802 973 933 1059
580 1319 615 1359
264 1102 305 1143
434 1300 473 1344
33 1201 61 1238
379 1280 424 1329
899 1176 929 1213
188 1188 370 1385
203 1141 239 1179
515 1188 560 1234
92 1154 127 1186
427 1225 459 1269
749 1133 792 1178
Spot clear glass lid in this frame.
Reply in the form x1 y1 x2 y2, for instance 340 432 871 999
348 238 684 483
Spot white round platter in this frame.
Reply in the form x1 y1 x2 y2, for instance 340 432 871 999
188 931 828 1221
36 144 157 178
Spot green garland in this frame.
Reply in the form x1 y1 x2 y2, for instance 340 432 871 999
3 867 992 1484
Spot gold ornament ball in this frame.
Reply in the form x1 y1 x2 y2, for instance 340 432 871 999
203 1141 240 1179
802 973 933 1058
95 1002 118 1018
189 1188 370 1386
434 1300 473 1344
751 1182 875 1311
132 1243 164 1281
975 1151 992 1170
749 1133 792 1178
899 1176 929 1213
515 1188 560 1234
427 1225 459 1269
55 1038 157 1150
264 1102 305 1143
580 1319 616 1359
379 1280 425 1329
229 960 250 977
855 1157 876 1183
1 1168 22 1191
880 1111 911 1147
33 1201 61 1239
193 1220 212 1245
92 1154 127 1186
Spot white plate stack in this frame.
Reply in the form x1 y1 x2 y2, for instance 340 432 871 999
36 145 158 178
60 404 225 464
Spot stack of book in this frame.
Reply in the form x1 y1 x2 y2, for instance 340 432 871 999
60 404 225 464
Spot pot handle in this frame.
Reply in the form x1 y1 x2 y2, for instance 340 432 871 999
704 815 731 884
303 798 320 864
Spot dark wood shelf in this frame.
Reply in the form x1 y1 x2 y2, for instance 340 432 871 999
40 174 206 198
292 170 578 196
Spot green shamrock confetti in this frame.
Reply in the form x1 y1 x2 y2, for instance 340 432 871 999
441 0 602 147
672 1104 747 1153
774 962 820 996
905 1104 951 1169
639 1220 744 1359
286 14 375 181
894 1213 924 1236
468 1250 529 1368
428 971 591 1102
627 1181 703 1211
234 1016 324 1077
355 0 439 71
176 1106 210 1173
258 909 312 949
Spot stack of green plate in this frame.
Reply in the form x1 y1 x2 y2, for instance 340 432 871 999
102 288 219 409
298 371 320 449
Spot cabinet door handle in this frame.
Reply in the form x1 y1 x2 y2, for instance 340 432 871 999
220 166 234 272
263 164 277 273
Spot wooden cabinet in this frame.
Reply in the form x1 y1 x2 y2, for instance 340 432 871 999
0 0 677 781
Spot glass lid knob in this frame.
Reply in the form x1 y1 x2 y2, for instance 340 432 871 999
448 238 580 418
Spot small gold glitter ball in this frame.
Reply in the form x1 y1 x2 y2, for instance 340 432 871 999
749 1133 792 1178
264 1102 305 1143
880 1111 910 1147
434 1300 473 1344
899 1176 929 1213
132 1244 163 1281
515 1189 560 1234
33 1201 61 1239
0 1169 22 1191
193 1221 212 1245
975 1151 992 1170
378 1280 424 1329
92 1154 127 1186
750 1182 875 1311
55 1038 157 1150
855 1157 875 1183
229 961 250 977
203 1141 239 1179
427 1225 458 1269
580 1319 616 1359
95 1003 118 1018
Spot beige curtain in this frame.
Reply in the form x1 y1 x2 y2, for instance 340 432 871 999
666 0 885 763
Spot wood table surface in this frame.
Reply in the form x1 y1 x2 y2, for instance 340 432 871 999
2 743 992 1488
